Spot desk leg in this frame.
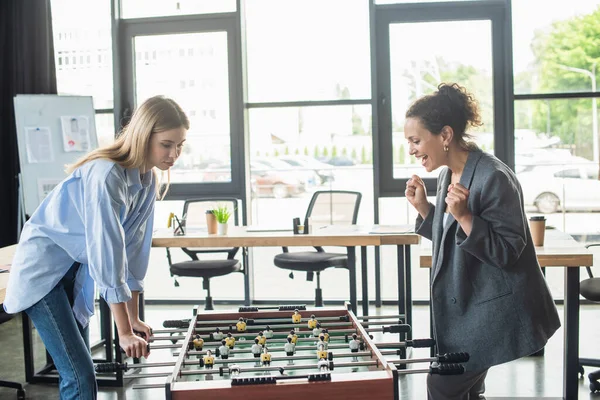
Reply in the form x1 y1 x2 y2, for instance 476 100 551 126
22 313 34 382
404 245 412 340
564 266 579 400
347 246 357 315
243 247 251 306
397 245 406 341
375 247 382 308
361 246 369 316
139 292 145 321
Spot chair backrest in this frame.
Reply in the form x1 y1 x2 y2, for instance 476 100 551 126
305 190 361 226
183 197 240 228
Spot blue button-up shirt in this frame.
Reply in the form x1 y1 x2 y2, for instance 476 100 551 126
4 159 156 327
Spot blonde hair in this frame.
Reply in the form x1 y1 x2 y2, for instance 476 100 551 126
67 96 189 199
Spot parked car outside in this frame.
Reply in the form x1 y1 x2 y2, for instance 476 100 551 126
253 157 318 188
201 162 305 199
277 155 335 185
517 160 600 213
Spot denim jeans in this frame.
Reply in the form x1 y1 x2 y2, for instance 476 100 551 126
25 263 97 400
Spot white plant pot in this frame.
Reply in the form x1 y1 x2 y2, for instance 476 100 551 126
217 222 229 235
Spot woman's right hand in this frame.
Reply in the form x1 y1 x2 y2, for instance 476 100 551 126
405 175 430 217
120 332 150 359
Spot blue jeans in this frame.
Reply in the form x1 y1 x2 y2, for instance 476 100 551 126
25 263 97 400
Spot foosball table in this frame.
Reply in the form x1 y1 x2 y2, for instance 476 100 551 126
95 305 468 399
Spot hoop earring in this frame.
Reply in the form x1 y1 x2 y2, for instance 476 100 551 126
443 145 449 152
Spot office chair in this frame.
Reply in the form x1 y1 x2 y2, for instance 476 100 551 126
166 198 243 310
579 243 600 392
0 311 26 399
273 190 362 306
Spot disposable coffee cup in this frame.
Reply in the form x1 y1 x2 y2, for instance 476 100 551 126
529 216 546 247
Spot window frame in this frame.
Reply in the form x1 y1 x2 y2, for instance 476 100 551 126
373 0 514 197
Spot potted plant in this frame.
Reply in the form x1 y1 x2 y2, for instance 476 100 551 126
212 204 232 235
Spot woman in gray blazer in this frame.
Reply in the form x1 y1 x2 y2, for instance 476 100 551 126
405 83 560 400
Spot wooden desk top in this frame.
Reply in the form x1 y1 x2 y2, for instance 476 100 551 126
152 225 421 248
0 244 16 304
419 229 593 268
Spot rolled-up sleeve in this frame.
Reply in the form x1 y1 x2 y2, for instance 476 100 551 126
83 170 131 304
125 202 155 292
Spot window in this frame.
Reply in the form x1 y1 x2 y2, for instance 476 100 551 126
121 0 236 18
51 0 114 109
512 0 600 95
245 0 371 102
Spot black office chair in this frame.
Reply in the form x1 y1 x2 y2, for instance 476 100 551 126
0 310 26 399
166 198 243 310
273 190 362 307
579 243 600 392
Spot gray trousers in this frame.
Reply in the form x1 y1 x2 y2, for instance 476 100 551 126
427 368 488 400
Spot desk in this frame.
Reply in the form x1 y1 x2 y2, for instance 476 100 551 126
420 229 592 400
152 225 420 325
0 244 16 304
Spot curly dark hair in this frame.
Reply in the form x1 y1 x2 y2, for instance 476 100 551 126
405 83 482 149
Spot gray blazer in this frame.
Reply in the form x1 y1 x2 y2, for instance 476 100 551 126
416 149 560 372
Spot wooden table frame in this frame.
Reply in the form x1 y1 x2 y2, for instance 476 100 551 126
164 305 399 400
420 229 592 400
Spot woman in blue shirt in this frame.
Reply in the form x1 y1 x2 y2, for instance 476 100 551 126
4 95 189 399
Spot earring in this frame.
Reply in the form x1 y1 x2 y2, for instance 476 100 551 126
443 144 449 152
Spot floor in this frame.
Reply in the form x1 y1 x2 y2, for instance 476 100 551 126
1 304 600 400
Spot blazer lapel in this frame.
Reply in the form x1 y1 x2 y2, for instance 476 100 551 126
431 169 451 282
431 150 484 284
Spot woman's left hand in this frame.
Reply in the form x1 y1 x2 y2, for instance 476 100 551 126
446 183 471 222
131 318 153 341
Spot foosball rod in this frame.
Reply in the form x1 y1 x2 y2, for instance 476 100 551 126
374 338 436 348
382 352 470 365
396 364 465 376
96 351 373 373
179 342 359 355
162 314 406 328
131 372 333 390
151 332 355 343
152 324 409 342
122 361 465 381
153 317 401 335
110 360 377 379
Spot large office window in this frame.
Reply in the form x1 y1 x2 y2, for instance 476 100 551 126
512 0 600 299
245 0 374 301
51 0 114 145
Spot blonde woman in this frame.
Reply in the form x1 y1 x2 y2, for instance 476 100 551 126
4 95 188 399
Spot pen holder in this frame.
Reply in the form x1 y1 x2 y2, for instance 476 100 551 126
293 217 301 234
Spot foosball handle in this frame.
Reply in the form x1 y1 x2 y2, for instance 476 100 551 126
430 363 465 375
406 338 436 348
163 319 190 328
95 362 128 373
382 324 411 334
437 352 470 363
278 305 307 311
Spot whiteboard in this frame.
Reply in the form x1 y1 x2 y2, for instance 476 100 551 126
13 95 99 217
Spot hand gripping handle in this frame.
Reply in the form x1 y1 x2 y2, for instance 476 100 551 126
437 352 470 363
430 363 465 375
